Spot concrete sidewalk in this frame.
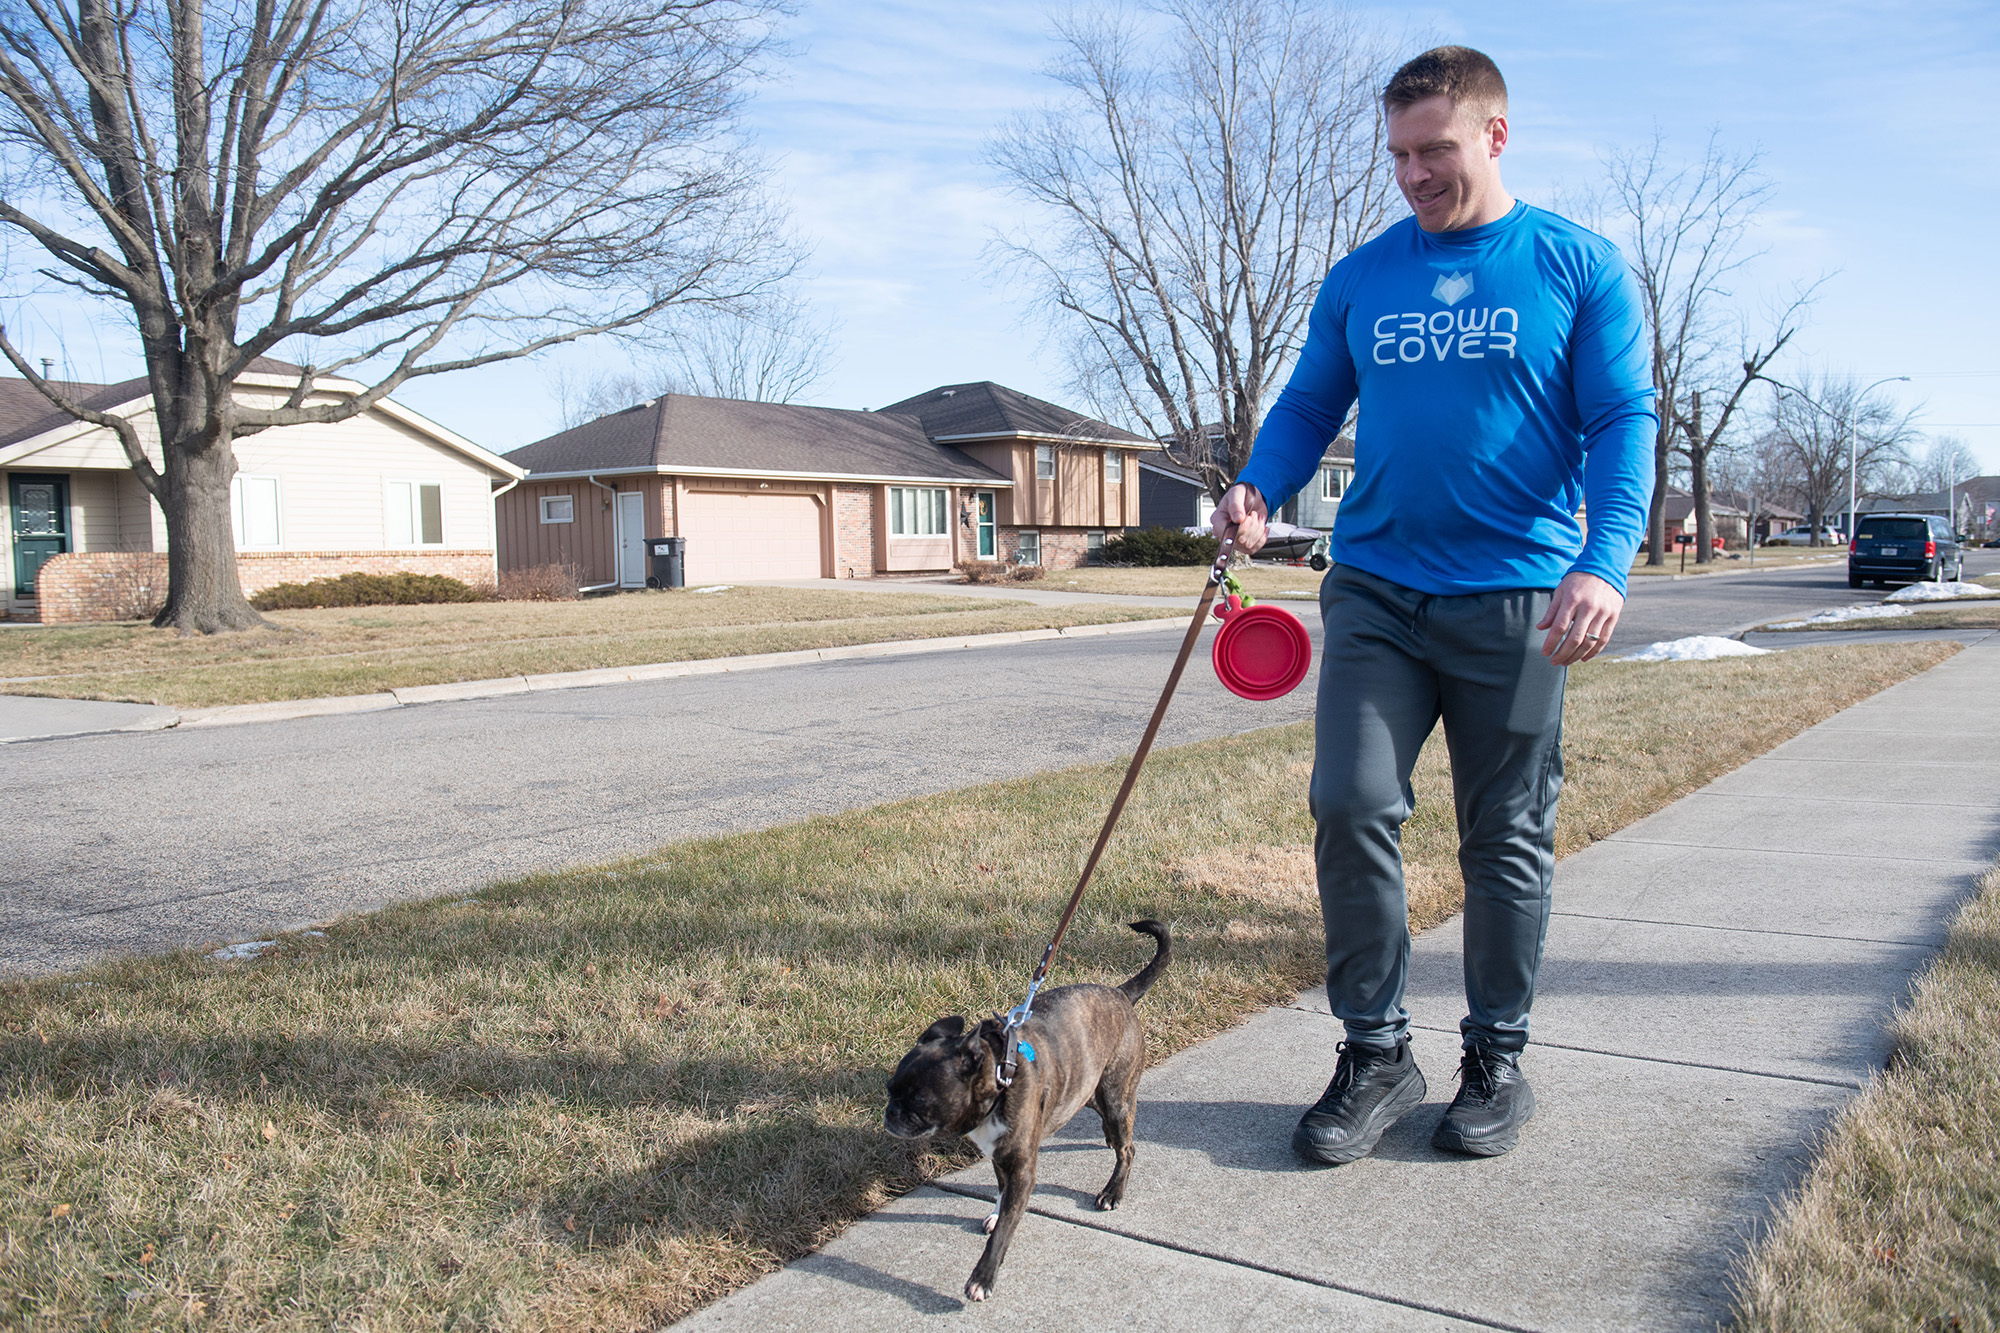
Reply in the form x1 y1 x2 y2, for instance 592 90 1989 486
0 694 178 743
677 637 2000 1332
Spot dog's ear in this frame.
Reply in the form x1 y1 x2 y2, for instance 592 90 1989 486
975 1015 1009 1058
918 1015 967 1043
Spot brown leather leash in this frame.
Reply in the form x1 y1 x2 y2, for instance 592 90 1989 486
996 526 1240 1083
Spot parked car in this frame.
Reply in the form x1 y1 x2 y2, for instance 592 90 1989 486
1187 520 1327 567
1848 514 1962 588
1762 525 1844 547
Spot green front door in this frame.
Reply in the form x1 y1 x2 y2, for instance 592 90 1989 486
9 473 69 596
975 491 996 558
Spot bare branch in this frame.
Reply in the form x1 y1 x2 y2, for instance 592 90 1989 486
990 0 1396 497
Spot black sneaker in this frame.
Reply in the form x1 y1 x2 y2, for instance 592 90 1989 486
1292 1038 1427 1165
1431 1046 1535 1157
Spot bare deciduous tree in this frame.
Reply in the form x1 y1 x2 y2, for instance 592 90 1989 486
990 0 1397 499
553 292 836 426
0 0 791 632
1763 371 1919 540
1903 435 1980 495
1601 133 1819 564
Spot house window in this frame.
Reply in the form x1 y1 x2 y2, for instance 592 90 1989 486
386 480 444 546
889 486 948 536
539 494 575 524
1086 530 1106 565
1105 451 1123 482
1319 466 1350 501
1035 445 1055 480
231 474 282 548
1016 530 1041 566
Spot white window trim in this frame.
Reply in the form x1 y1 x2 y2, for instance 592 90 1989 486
1319 466 1350 502
1035 445 1055 480
888 485 950 538
1016 529 1041 566
385 478 447 547
1104 450 1123 482
230 472 284 549
539 493 575 524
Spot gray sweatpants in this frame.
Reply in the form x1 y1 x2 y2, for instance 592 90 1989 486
1310 564 1567 1055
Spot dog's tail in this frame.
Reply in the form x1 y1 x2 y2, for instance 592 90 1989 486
1117 920 1172 1003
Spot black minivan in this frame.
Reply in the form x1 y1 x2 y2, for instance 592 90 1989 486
1848 513 1962 588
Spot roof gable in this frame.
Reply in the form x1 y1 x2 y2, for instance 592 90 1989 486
878 382 1154 446
0 366 520 479
505 392 1010 485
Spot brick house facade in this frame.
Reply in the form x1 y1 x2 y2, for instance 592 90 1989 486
496 381 1161 585
0 365 523 623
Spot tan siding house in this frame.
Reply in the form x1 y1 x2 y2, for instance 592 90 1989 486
497 382 1157 584
0 367 523 622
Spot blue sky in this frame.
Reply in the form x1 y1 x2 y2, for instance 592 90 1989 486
17 1 2000 469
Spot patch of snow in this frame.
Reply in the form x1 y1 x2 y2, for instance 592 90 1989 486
211 940 278 962
210 930 322 962
1615 635 1773 662
1766 604 1914 629
690 585 732 595
1883 580 2000 603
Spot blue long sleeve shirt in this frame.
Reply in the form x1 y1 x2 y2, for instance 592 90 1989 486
1237 202 1656 595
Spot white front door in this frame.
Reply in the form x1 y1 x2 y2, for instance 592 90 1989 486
616 492 646 587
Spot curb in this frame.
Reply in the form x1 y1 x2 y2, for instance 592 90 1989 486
170 616 1193 732
1628 557 1847 582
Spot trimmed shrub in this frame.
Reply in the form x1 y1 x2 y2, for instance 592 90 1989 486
496 563 584 601
1102 525 1219 567
956 561 1046 584
250 571 490 611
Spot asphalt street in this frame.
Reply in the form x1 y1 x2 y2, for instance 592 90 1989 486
6 548 1990 976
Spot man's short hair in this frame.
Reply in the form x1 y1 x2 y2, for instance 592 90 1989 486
1382 46 1508 121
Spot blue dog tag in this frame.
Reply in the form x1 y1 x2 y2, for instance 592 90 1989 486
1017 1040 1036 1062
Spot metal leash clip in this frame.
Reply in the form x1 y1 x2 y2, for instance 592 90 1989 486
993 979 1044 1088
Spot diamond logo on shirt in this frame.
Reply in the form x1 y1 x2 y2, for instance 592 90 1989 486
1431 271 1474 306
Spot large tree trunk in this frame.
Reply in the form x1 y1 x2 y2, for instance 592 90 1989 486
153 432 268 634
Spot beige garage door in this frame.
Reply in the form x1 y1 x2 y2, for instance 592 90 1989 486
680 491 824 583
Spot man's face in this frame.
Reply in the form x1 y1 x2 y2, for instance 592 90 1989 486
1386 94 1508 233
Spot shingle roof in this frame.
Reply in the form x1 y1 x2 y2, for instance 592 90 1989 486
878 382 1153 445
0 375 151 450
0 358 316 451
504 393 1010 484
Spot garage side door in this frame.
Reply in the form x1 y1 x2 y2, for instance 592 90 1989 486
680 491 824 583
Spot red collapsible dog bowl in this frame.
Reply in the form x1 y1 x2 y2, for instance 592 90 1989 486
1211 595 1312 700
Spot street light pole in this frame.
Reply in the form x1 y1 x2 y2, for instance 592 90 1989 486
1846 375 1912 542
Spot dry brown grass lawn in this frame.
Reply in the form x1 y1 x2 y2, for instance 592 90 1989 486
1629 549 1846 576
0 588 1163 708
1731 862 2000 1332
1048 565 1326 598
0 641 1957 1331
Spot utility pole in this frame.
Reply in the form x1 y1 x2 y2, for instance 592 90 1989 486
1846 376 1912 542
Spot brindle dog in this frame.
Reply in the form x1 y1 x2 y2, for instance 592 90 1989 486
883 920 1171 1302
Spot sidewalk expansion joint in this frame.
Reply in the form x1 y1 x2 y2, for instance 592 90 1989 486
1547 909 1939 949
1599 836 1994 867
928 1180 1544 1333
1681 790 1998 812
1402 1022 1867 1090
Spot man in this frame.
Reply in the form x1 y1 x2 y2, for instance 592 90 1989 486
1214 46 1654 1163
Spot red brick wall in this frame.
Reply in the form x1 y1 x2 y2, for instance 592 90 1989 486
832 484 877 578
34 550 497 623
998 527 1099 571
